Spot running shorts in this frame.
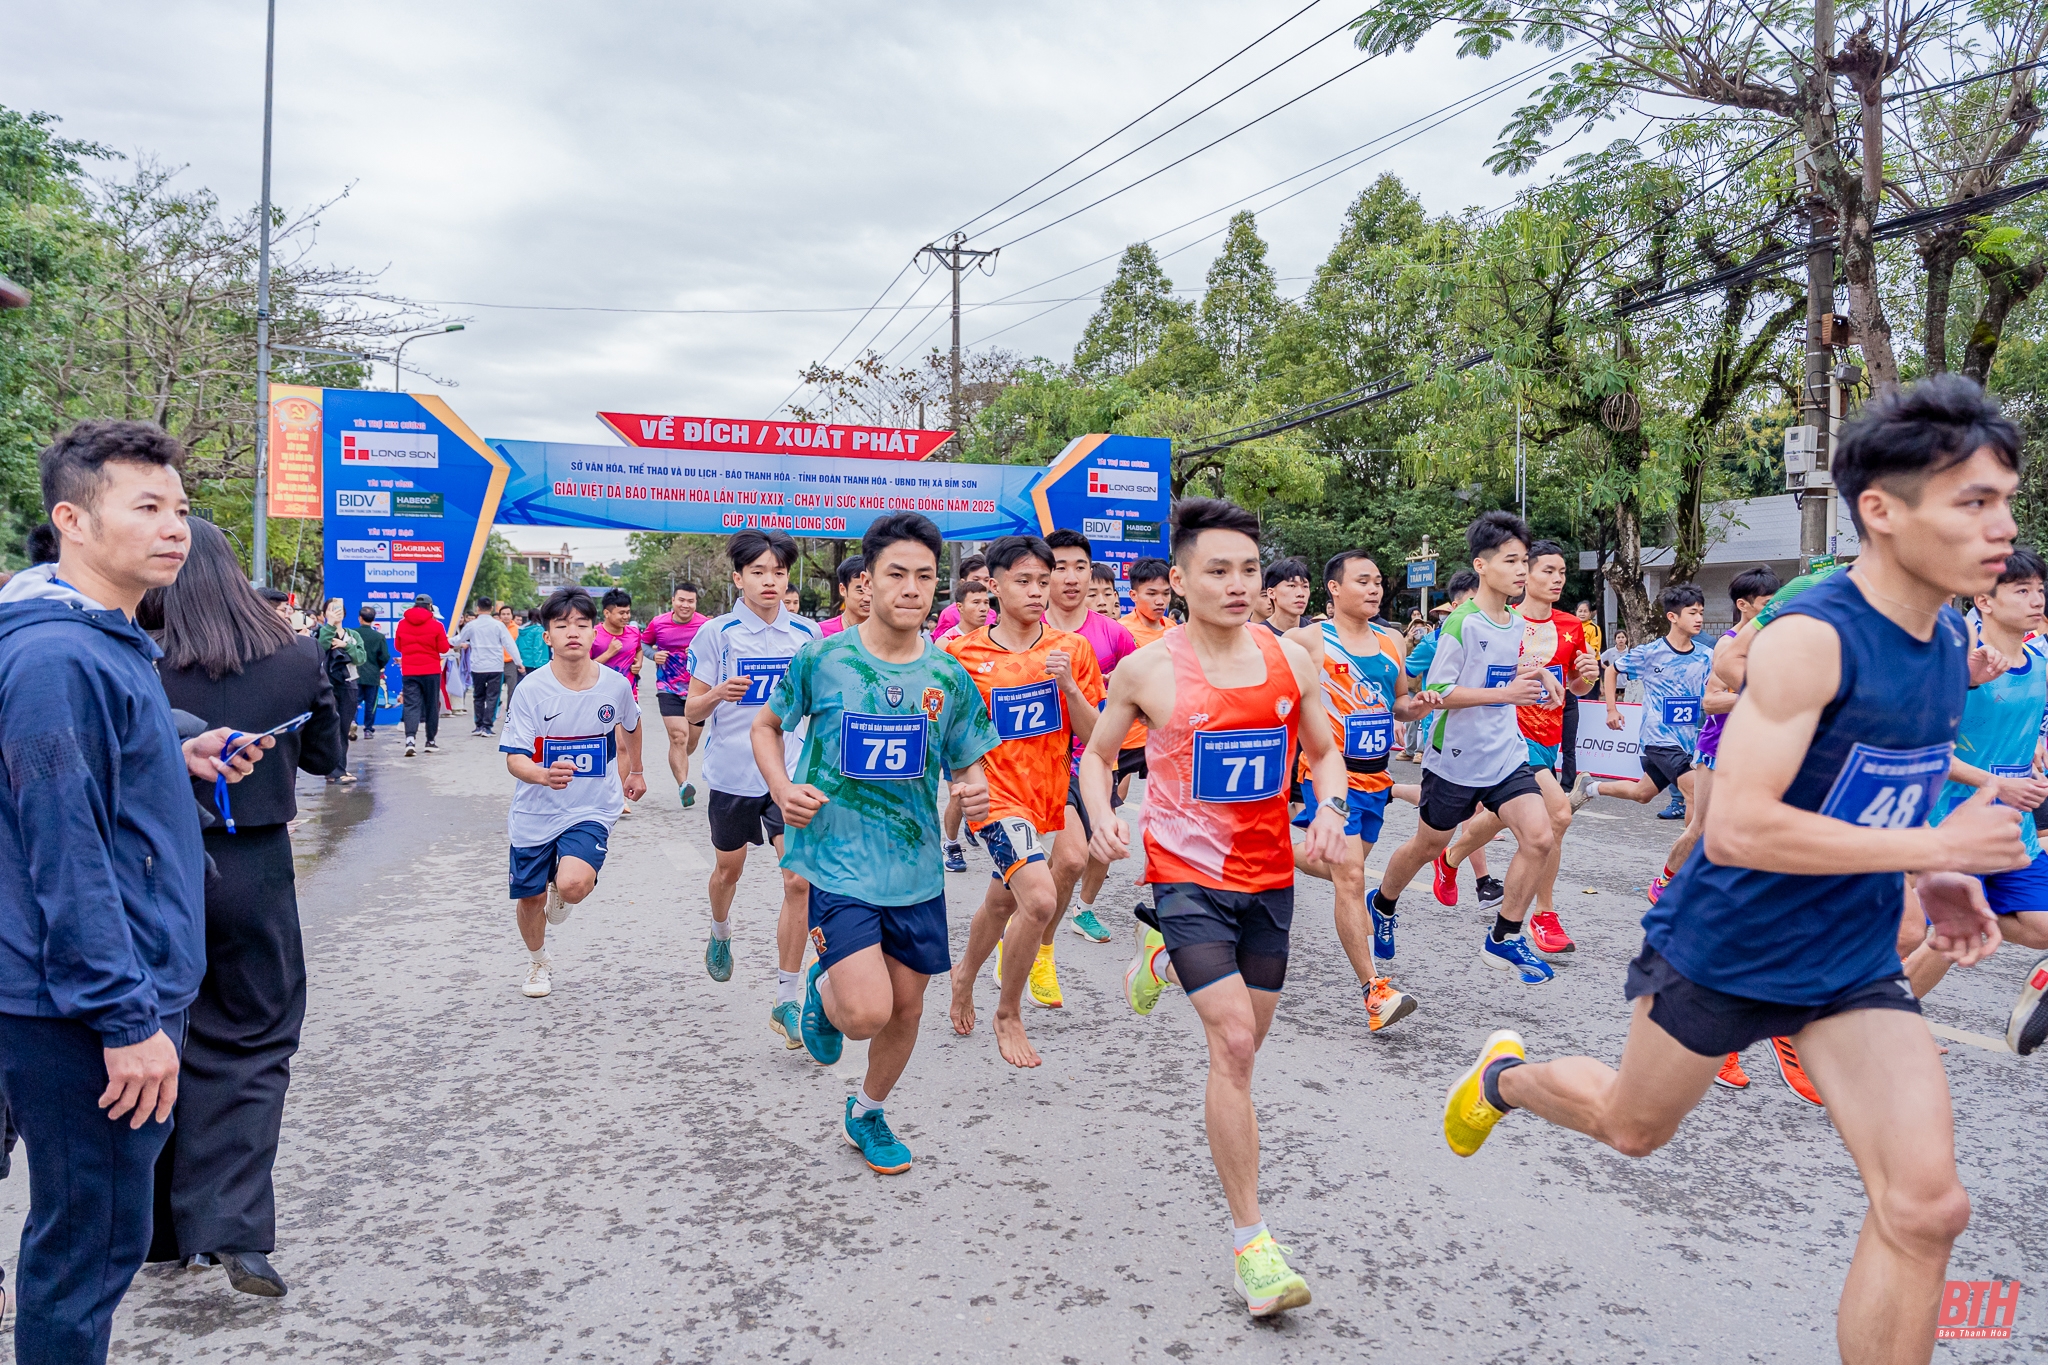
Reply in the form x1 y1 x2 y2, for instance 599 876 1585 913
1695 752 1716 772
508 820 610 899
1625 941 1919 1056
656 691 691 719
1978 849 2048 918
1115 746 1149 781
1417 765 1541 832
1292 778 1390 843
977 816 1049 886
708 790 786 852
1525 739 1560 775
1136 882 1293 994
1065 780 1093 841
807 886 951 977
1641 745 1694 793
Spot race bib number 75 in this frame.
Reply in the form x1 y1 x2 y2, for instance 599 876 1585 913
840 712 928 781
1817 741 1953 829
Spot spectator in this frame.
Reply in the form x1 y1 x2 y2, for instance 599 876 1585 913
354 605 391 739
495 603 524 704
0 419 270 1363
257 587 291 628
312 599 364 783
25 521 59 565
516 605 550 673
394 592 452 756
146 517 341 1299
453 595 514 737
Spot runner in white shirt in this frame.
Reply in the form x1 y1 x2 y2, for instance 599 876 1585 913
499 587 645 999
684 530 819 1023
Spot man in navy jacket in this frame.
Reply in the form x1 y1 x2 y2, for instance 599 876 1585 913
0 421 269 1364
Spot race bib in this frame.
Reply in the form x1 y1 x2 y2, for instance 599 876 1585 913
991 679 1063 740
840 712 928 781
1192 726 1288 803
539 735 609 777
1344 710 1393 761
1484 662 1517 707
736 656 791 706
1661 695 1703 727
1990 763 2035 778
1817 741 1953 829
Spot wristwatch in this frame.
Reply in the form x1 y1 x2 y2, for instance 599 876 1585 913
1321 794 1351 816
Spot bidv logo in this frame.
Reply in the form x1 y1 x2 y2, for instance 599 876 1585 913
1938 1279 2022 1340
336 489 391 517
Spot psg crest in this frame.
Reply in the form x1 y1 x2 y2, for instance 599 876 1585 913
885 685 904 707
598 704 616 724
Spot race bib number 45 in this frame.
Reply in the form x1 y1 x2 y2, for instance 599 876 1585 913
1818 741 1953 829
1192 726 1288 803
991 679 1063 740
840 712 928 781
539 735 609 777
1344 710 1393 761
736 656 791 706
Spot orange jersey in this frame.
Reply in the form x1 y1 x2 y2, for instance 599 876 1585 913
945 624 1106 833
1143 625 1302 892
1298 620 1406 793
1518 609 1590 748
1118 610 1174 750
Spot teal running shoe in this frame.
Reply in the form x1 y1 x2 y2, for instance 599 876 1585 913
843 1096 913 1174
1071 909 1111 942
769 1000 802 1049
705 933 733 982
681 782 697 809
801 961 843 1064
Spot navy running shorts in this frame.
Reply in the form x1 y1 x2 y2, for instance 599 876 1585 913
807 886 951 977
1292 779 1390 844
1137 881 1294 994
708 789 785 852
1641 745 1694 793
1625 940 1920 1057
508 820 610 899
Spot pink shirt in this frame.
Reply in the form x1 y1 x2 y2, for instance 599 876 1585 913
934 603 961 635
643 611 709 694
820 614 848 636
1054 609 1137 767
593 621 643 693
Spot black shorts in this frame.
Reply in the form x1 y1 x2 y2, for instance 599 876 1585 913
1136 882 1293 994
708 790 785 852
1625 941 1921 1056
1115 746 1149 781
1642 745 1694 793
657 691 689 718
1065 779 1092 840
1417 765 1542 832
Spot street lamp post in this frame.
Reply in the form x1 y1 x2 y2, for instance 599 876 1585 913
252 0 277 587
392 323 465 392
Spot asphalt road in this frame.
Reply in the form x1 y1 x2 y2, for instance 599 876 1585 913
4 708 2043 1363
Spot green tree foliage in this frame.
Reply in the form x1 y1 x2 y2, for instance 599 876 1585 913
1074 243 1191 375
1199 213 1289 375
468 532 540 609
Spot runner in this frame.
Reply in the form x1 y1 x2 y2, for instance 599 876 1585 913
1087 562 1122 618
684 531 817 1007
1432 540 1598 955
932 552 988 637
1078 496 1350 1318
939 577 995 870
942 534 1104 1066
498 588 646 1000
1367 512 1560 985
1571 583 1717 908
1263 558 1310 635
1115 558 1175 803
642 583 709 807
592 588 643 700
1392 574 1499 897
819 555 871 636
752 513 999 1174
1443 376 2027 1365
1284 550 1435 1030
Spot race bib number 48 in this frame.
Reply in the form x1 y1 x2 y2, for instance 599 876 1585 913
539 735 609 777
840 712 928 781
1344 710 1392 761
736 656 792 706
991 679 1063 740
1818 741 1953 829
1192 726 1289 803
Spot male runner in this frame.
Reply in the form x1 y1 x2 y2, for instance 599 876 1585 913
1445 375 2028 1365
1263 558 1310 634
499 588 646 999
753 513 998 1174
944 535 1104 1065
592 588 642 700
1115 557 1175 798
685 531 817 1012
1087 562 1122 618
932 552 988 636
1079 497 1350 1318
939 578 995 871
1572 583 1716 907
642 583 709 807
1432 540 1598 954
1367 512 1561 985
1286 550 1434 1030
819 555 871 636
1393 573 1500 895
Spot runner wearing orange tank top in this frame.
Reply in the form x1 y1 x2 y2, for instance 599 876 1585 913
1114 559 1175 797
1079 498 1350 1321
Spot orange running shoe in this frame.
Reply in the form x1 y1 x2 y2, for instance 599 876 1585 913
1528 910 1575 956
1431 852 1459 907
1714 1052 1750 1089
1364 977 1417 1032
1770 1037 1823 1106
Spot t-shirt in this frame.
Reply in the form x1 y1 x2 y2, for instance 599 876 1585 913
1053 609 1137 766
1420 599 1527 788
642 611 709 695
944 624 1106 833
498 664 640 848
771 632 1000 906
1118 610 1174 750
686 603 817 795
1616 635 1716 753
1694 627 1741 760
1517 608 1592 748
593 621 643 693
1931 644 2047 858
1579 618 1603 656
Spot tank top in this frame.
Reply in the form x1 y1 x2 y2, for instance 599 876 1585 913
1930 644 2047 859
1644 570 1967 1004
1144 625 1302 892
1309 620 1403 793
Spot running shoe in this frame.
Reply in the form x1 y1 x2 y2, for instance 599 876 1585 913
1646 873 1670 905
800 961 843 1065
962 824 979 848
943 842 967 873
1364 976 1416 1032
1366 888 1399 960
1071 909 1111 942
1028 944 1063 1008
423 741 440 753
522 959 552 998
769 1001 802 1049
705 934 733 982
1126 927 1169 1016
545 881 571 925
1657 791 1687 820
1233 1234 1311 1317
843 1097 914 1175
405 737 417 757
992 940 1003 990
1474 875 1505 906
1770 1036 1823 1106
680 783 697 809
1528 910 1575 956
1443 1028 1526 1157
1479 930 1555 985
2007 956 2048 1056
1714 1053 1750 1089
1431 851 1459 907
1568 772 1598 812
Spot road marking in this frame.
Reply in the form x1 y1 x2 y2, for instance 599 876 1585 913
661 842 710 872
1927 1021 2011 1053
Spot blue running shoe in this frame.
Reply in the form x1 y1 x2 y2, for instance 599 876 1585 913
1367 889 1398 961
801 960 844 1064
843 1096 913 1174
705 934 733 982
1479 930 1555 985
963 824 979 848
769 1000 802 1049
944 841 967 873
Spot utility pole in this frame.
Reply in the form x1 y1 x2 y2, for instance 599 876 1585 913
252 0 276 587
917 233 997 579
1797 0 1837 570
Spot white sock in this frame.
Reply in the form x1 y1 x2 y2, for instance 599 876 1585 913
709 918 732 941
777 969 802 1003
1078 897 1095 914
851 1086 883 1118
529 947 547 965
1232 1220 1268 1254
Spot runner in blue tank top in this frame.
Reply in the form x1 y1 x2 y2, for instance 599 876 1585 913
1440 375 2030 1365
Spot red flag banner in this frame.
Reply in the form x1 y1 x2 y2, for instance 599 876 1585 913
599 412 953 461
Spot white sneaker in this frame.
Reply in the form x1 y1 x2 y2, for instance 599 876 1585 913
545 881 571 925
404 737 416 757
523 959 552 997
1569 772 1598 813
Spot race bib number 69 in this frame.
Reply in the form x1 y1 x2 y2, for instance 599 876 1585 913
1817 741 1953 829
539 735 608 777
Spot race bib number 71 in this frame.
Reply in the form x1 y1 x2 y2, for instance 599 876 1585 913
1192 726 1289 803
1817 741 1953 829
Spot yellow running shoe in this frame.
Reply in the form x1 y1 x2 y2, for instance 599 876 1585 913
1443 1029 1525 1157
992 940 1003 990
1028 943 1063 1008
1233 1233 1311 1316
1125 928 1168 1016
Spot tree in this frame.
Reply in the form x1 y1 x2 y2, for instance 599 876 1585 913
1074 243 1190 375
1199 213 1288 374
579 564 615 588
468 532 539 609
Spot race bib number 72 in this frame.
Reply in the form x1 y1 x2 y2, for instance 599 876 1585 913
1817 741 1953 829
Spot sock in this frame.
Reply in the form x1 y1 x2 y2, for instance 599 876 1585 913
1149 945 1172 984
1662 864 1674 879
1375 891 1397 915
1481 1055 1526 1112
1078 897 1095 914
1490 914 1520 942
529 947 547 964
1232 1221 1268 1254
851 1086 883 1119
945 839 962 851
709 918 732 941
777 969 802 1004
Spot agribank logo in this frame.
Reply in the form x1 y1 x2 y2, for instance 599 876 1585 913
1087 467 1156 500
1938 1279 2022 1339
340 431 438 468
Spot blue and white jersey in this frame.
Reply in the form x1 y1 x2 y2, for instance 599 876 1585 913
1615 635 1715 752
499 664 640 848
685 602 817 796
1932 642 2047 858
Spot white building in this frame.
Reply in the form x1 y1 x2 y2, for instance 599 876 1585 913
1589 491 1860 633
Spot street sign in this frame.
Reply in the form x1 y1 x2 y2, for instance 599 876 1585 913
1406 559 1437 588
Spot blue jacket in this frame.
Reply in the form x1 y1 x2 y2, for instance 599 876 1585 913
0 573 206 1045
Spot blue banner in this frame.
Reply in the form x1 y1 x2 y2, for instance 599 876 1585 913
1031 433 1171 570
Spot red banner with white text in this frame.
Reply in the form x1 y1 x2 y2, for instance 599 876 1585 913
598 411 953 461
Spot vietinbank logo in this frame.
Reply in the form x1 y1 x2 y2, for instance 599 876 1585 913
1087 467 1157 499
341 431 438 467
1938 1279 2021 1339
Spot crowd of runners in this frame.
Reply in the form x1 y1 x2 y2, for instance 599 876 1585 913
469 374 2048 1355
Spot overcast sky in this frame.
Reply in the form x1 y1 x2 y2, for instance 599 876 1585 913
10 0 1598 560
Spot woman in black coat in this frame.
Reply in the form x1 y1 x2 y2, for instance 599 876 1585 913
144 520 341 1297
